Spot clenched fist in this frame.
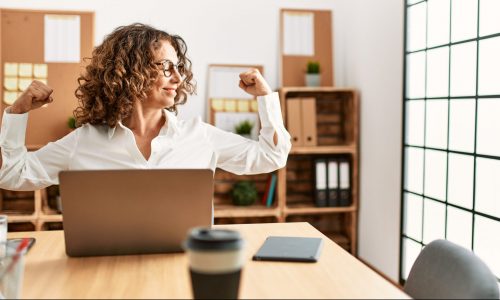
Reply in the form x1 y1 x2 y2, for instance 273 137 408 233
239 69 272 97
9 80 54 114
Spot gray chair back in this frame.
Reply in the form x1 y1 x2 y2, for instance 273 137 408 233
404 239 499 299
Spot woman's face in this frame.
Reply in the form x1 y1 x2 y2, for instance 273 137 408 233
145 40 182 109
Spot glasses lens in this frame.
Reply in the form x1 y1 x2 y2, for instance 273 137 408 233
164 61 174 77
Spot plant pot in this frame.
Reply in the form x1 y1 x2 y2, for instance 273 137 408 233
305 74 321 87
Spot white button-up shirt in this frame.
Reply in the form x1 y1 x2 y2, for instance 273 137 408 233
0 92 291 191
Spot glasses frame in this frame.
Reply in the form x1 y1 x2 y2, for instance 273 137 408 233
154 59 186 79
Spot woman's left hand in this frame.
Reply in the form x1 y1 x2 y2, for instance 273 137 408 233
239 69 272 96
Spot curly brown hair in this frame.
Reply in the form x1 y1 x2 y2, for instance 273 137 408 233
74 23 195 127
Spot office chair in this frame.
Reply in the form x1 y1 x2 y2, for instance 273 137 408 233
404 239 499 299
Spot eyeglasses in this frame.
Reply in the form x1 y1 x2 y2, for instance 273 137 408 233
154 59 186 79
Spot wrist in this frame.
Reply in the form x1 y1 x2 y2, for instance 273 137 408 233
8 105 27 114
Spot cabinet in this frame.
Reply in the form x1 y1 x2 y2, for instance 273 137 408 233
1 87 359 254
278 87 359 254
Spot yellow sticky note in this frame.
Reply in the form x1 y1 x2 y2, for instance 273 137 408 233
33 64 48 78
211 99 224 111
3 91 18 105
224 99 237 112
237 100 249 112
4 77 18 91
4 63 18 76
250 100 259 112
18 78 32 91
18 63 33 77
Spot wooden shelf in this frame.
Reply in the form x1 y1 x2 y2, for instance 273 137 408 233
4 213 37 223
214 205 279 218
290 144 356 155
285 205 356 216
280 86 358 93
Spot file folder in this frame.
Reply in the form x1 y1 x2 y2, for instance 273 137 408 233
339 159 351 206
327 158 339 207
314 159 327 207
301 97 317 146
286 98 303 146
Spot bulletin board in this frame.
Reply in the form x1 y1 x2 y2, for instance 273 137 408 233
207 64 264 140
280 9 333 87
0 9 94 146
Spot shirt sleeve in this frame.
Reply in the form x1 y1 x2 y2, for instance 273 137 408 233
0 110 78 191
206 92 292 175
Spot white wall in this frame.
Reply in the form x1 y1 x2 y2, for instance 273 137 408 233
0 0 404 281
334 1 404 281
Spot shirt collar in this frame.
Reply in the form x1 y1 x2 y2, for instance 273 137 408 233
107 109 179 139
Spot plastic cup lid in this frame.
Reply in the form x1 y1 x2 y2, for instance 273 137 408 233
184 227 243 251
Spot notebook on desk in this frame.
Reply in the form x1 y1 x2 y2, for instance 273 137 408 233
58 169 214 257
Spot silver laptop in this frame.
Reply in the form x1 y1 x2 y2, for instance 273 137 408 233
58 169 214 257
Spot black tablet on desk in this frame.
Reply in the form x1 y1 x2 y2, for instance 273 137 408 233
252 236 323 262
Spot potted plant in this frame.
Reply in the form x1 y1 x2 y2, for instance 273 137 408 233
306 60 321 87
234 120 254 139
231 181 258 206
67 116 77 130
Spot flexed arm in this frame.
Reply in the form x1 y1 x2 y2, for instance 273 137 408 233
0 81 76 190
0 80 54 169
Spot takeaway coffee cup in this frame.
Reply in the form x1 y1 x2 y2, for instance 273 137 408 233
184 227 245 299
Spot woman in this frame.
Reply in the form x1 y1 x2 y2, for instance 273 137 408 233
0 23 291 191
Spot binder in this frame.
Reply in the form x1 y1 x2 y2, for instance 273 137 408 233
266 173 278 207
339 158 351 206
314 159 327 207
261 174 273 205
327 158 339 207
301 97 317 146
286 98 303 146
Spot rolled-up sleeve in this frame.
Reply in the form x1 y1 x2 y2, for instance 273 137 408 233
0 110 77 191
206 92 292 175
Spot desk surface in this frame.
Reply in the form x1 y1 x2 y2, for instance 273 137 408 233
9 222 409 299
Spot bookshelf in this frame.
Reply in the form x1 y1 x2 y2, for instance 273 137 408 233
278 87 359 255
0 87 359 255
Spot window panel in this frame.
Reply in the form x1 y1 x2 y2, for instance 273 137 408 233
403 1 500 283
478 37 500 95
423 199 446 244
426 47 449 98
474 215 500 278
477 99 500 156
407 3 427 52
479 0 500 37
427 0 450 47
450 42 477 96
424 150 447 201
406 100 425 146
406 52 426 99
475 157 500 219
405 147 424 194
402 237 422 280
425 100 448 149
451 0 478 42
449 99 476 153
404 193 423 241
448 153 474 209
446 206 472 249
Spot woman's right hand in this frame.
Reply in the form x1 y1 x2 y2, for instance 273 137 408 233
9 80 54 114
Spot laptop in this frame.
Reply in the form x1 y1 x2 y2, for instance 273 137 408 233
58 169 214 257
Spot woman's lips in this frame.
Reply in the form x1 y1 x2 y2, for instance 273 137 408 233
164 88 176 96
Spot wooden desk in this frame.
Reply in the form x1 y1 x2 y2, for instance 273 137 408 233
9 222 409 299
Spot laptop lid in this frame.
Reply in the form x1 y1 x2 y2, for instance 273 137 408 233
59 169 214 257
